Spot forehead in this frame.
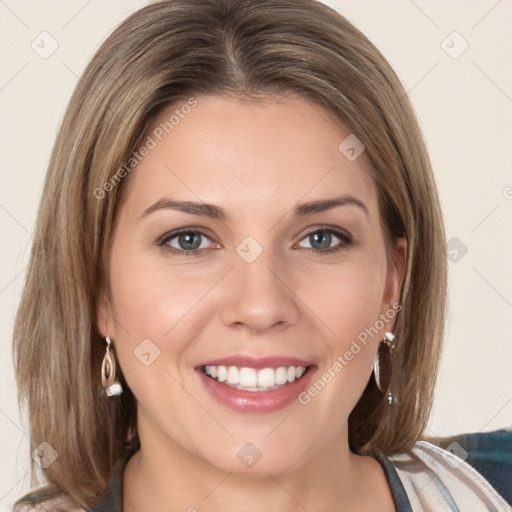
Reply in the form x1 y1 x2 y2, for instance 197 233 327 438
118 94 378 221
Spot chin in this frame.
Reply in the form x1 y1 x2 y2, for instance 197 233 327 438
193 436 313 477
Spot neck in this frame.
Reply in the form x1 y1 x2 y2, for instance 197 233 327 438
122 413 393 512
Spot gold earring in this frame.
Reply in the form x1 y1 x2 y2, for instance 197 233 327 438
373 332 396 405
101 336 123 396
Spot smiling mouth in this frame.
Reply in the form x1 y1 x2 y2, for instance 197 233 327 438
199 365 311 392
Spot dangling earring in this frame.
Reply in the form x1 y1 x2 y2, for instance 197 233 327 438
101 336 123 396
373 332 396 405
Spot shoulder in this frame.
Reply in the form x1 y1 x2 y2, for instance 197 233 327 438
388 436 512 511
13 459 127 512
13 491 87 512
433 428 512 505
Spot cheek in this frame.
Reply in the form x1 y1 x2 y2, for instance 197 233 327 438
106 253 205 420
105 242 209 384
108 241 210 339
296 276 383 427
304 257 387 346
299 255 387 405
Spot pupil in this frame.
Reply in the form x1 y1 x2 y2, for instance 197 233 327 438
179 232 200 250
312 231 331 249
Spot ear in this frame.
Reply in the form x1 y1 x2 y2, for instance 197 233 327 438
381 237 407 328
96 287 115 339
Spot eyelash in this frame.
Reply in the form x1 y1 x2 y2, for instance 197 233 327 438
157 226 353 257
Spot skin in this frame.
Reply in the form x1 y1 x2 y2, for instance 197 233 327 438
98 93 406 511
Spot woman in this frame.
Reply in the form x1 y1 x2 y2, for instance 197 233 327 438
12 0 511 510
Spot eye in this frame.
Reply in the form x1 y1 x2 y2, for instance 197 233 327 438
158 229 215 256
157 226 352 257
297 227 352 254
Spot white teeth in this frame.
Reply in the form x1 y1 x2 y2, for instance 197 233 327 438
217 365 227 382
239 367 257 387
275 367 288 385
257 368 275 387
227 366 239 384
203 365 308 391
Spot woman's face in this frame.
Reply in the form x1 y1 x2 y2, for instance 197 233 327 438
98 94 406 475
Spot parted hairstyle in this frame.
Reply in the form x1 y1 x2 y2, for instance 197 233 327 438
13 0 447 508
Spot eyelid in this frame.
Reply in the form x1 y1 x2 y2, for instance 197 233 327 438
299 224 352 240
157 226 216 245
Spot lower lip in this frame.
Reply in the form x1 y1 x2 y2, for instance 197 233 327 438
196 367 316 413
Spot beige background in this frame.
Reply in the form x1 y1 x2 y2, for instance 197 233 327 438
0 0 511 508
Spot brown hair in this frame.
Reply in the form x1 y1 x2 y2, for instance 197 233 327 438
13 0 447 507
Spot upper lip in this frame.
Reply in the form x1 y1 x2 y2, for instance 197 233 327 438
196 355 314 370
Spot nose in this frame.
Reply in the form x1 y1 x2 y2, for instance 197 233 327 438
220 248 300 334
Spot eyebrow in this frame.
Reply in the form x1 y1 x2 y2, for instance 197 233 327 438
139 194 369 220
